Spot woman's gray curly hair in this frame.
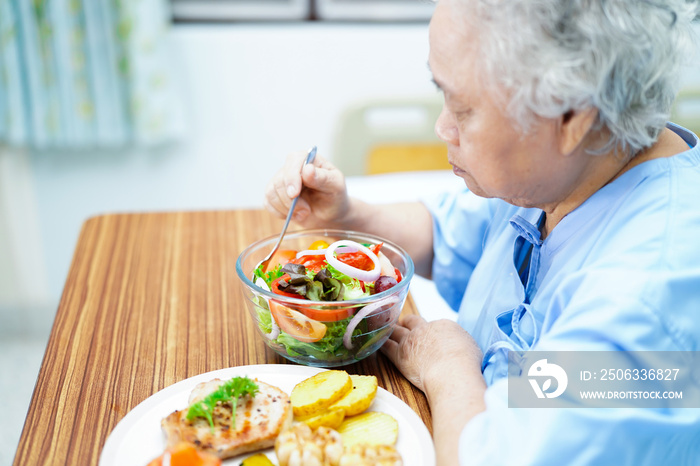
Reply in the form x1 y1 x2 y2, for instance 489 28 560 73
457 0 699 155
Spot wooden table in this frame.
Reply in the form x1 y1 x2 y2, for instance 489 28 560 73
14 210 431 465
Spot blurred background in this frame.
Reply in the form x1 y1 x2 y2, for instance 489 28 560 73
0 1 698 462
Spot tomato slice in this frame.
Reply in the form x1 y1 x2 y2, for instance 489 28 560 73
298 305 354 322
269 301 327 342
336 243 382 271
265 250 298 273
289 255 326 273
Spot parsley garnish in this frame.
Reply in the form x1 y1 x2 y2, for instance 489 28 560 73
186 376 259 432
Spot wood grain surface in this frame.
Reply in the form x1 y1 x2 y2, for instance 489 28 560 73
14 210 431 465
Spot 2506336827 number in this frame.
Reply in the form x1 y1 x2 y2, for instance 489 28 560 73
600 368 680 381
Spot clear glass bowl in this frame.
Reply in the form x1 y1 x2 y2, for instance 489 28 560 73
236 229 414 367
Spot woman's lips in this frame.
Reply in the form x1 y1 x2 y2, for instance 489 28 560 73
451 164 466 175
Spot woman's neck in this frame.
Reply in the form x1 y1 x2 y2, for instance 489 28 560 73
539 127 688 239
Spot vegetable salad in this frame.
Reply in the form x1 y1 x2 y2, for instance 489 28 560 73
252 239 403 362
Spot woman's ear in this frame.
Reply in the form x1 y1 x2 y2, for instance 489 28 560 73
559 107 598 156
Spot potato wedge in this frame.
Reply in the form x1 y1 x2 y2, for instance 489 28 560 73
295 407 346 430
240 453 275 466
337 411 399 448
291 370 352 417
329 375 378 417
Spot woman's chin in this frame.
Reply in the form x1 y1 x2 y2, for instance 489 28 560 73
457 173 488 198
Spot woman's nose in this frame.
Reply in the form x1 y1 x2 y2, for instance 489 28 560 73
435 108 459 145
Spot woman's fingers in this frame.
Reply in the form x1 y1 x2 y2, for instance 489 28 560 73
386 315 426 344
264 173 293 218
380 337 399 362
264 179 286 218
400 314 427 330
263 148 348 227
300 158 344 194
282 150 309 199
383 320 412 366
387 323 410 342
264 150 312 219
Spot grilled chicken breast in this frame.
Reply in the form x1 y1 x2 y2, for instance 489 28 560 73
162 378 293 459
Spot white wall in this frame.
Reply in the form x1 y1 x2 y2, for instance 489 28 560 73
0 147 49 329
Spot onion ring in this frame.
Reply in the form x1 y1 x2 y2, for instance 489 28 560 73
343 296 399 349
325 240 381 283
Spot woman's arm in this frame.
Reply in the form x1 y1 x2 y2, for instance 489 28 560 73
381 315 486 465
339 198 434 278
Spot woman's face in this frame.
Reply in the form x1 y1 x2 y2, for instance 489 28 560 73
429 1 585 208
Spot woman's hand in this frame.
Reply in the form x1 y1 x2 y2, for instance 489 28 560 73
381 314 487 465
264 150 350 229
262 150 435 276
381 315 484 391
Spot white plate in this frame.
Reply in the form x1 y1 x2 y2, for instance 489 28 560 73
100 364 435 466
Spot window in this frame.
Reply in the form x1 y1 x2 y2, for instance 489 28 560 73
171 0 311 21
316 0 434 21
171 0 434 22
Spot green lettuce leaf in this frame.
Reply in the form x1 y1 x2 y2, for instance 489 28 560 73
274 316 367 361
254 296 273 334
325 264 370 300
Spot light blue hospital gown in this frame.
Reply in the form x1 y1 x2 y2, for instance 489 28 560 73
427 123 700 465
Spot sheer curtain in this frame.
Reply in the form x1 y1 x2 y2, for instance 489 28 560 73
0 0 182 149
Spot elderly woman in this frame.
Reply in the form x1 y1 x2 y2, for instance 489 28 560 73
265 0 700 464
